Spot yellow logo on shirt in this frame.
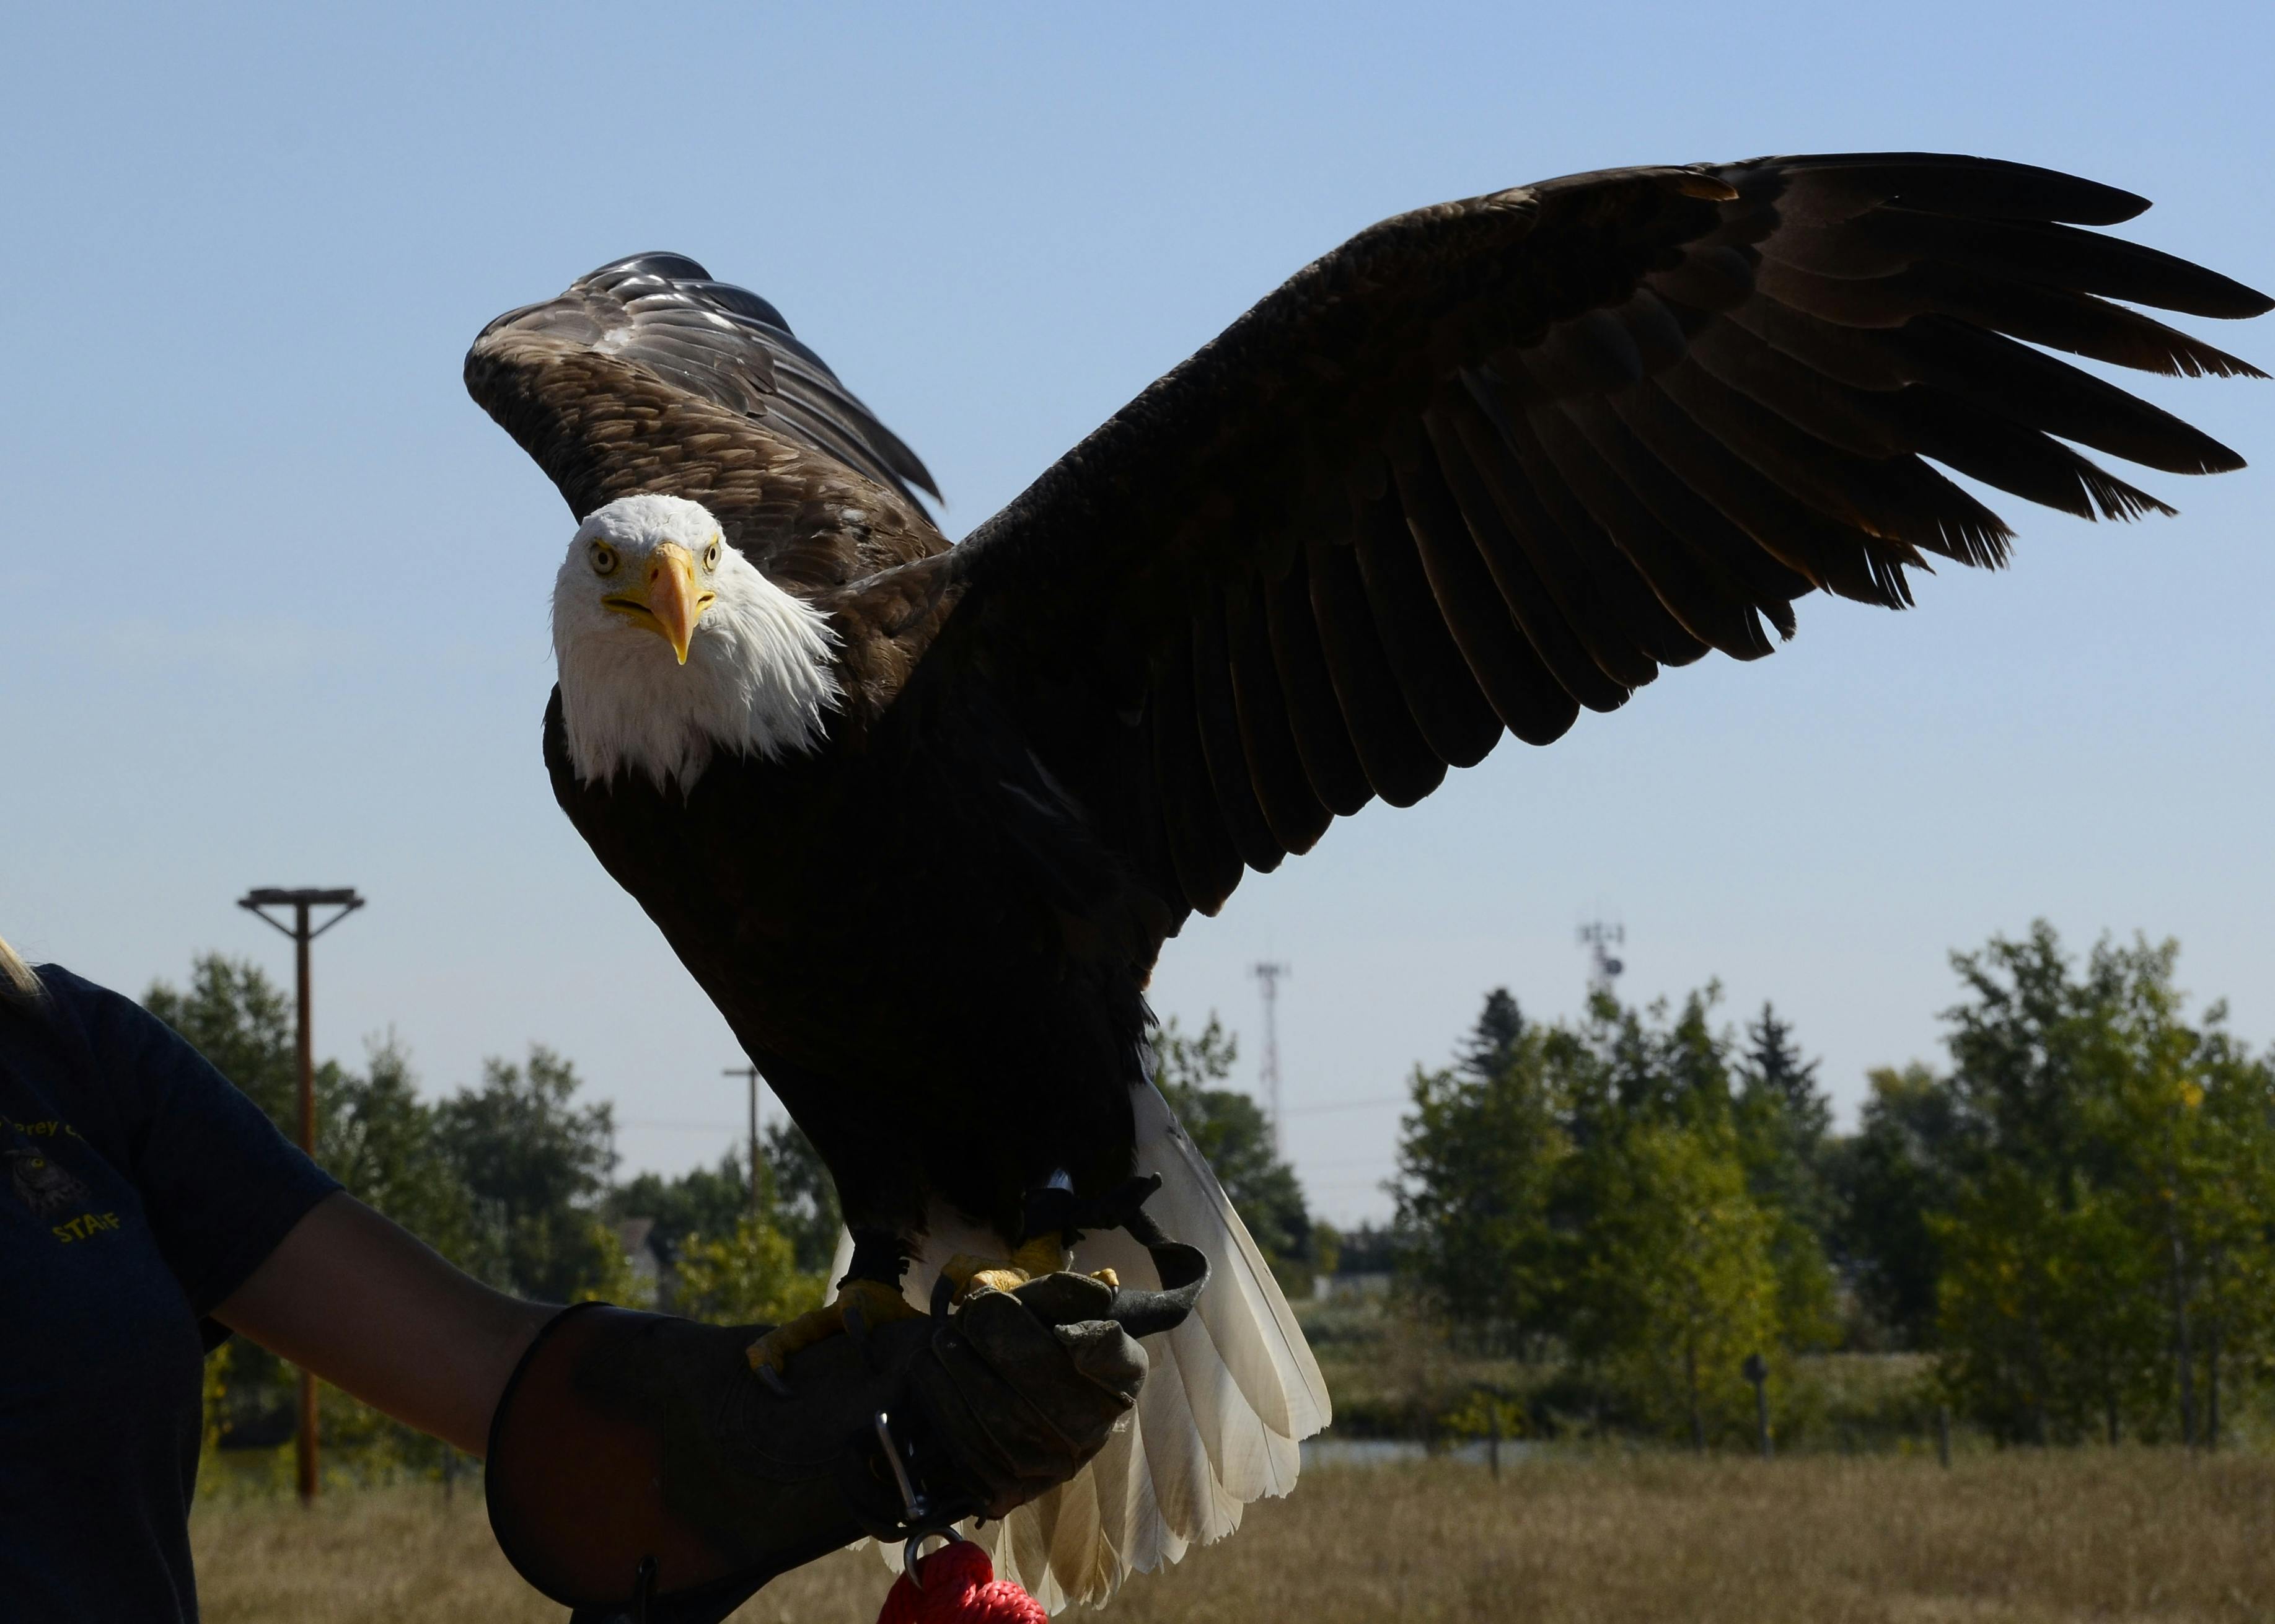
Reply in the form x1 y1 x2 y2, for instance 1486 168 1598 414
2 1114 84 1139
52 1209 124 1244
7 1115 98 1222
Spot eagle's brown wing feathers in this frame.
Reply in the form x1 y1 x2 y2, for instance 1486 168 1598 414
922 154 2268 918
465 253 946 597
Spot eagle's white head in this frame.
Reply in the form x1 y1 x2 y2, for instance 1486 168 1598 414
551 493 838 791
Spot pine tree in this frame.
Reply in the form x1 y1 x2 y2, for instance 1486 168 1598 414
1732 1003 1839 1348
1459 988 1525 1083
1393 1026 1569 1354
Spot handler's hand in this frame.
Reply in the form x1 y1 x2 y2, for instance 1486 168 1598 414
486 1264 1192 1624
903 1271 1145 1521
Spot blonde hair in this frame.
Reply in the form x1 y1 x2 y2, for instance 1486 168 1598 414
0 932 42 1004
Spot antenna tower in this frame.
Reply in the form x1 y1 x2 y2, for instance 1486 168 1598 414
1252 960 1290 1152
1578 920 1626 1000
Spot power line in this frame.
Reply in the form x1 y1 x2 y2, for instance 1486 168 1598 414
1283 1095 1405 1117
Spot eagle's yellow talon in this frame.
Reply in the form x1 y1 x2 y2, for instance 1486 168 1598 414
1011 1233 1073 1276
941 1253 1002 1291
1090 1267 1119 1289
941 1232 1073 1306
744 1278 919 1375
944 1254 1032 1303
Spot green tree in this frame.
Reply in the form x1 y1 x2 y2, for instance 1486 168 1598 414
1734 1004 1832 1227
763 1118 845 1275
1567 1115 1780 1449
2069 937 2275 1445
1824 1063 1966 1348
1731 1004 1840 1350
1393 985 1832 1437
2179 1030 2275 1444
610 1149 757 1274
1459 988 1525 1084
1942 921 2098 1189
673 1212 827 1327
1932 1162 2158 1444
1924 924 2275 1445
1925 924 2150 1440
1578 985 1734 1131
1392 1006 1569 1353
326 1035 495 1276
1153 1016 1315 1270
433 1047 618 1302
143 956 300 1131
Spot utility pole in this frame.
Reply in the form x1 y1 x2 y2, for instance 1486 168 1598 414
1577 920 1626 1001
1251 961 1289 1154
239 885 364 1505
724 1064 762 1217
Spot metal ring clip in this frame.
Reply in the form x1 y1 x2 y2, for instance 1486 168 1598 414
874 1410 965 1591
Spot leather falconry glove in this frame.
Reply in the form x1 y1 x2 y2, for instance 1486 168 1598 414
486 1232 1207 1624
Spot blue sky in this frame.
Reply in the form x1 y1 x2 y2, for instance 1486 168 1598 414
4 2 2270 1223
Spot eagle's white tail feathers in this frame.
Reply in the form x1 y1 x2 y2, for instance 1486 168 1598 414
827 1082 1330 1610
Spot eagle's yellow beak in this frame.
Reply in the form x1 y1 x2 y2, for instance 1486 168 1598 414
604 542 715 665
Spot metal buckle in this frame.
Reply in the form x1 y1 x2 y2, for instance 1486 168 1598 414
629 1553 657 1623
873 1410 965 1590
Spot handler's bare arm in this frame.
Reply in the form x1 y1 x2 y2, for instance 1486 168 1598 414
214 1191 553 1454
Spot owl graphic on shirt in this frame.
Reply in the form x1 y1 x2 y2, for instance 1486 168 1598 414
6 1144 90 1217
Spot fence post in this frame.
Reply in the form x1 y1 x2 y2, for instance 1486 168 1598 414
1741 1353 1771 1459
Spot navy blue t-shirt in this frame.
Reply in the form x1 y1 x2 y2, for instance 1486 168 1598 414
1 965 341 1622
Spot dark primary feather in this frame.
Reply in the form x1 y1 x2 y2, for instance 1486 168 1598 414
919 153 2266 920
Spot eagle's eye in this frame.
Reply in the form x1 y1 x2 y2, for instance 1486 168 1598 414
590 542 619 576
704 538 722 571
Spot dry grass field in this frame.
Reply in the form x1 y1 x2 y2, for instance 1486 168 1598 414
192 1450 2274 1624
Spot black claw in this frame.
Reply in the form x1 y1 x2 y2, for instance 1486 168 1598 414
755 1364 792 1398
845 1227 914 1288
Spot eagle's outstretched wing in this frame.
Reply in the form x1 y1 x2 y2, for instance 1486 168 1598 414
917 153 2268 918
465 252 946 594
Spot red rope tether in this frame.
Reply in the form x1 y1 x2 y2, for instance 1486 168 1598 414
876 1539 1047 1624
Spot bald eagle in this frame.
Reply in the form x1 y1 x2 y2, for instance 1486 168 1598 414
469 153 2266 1607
